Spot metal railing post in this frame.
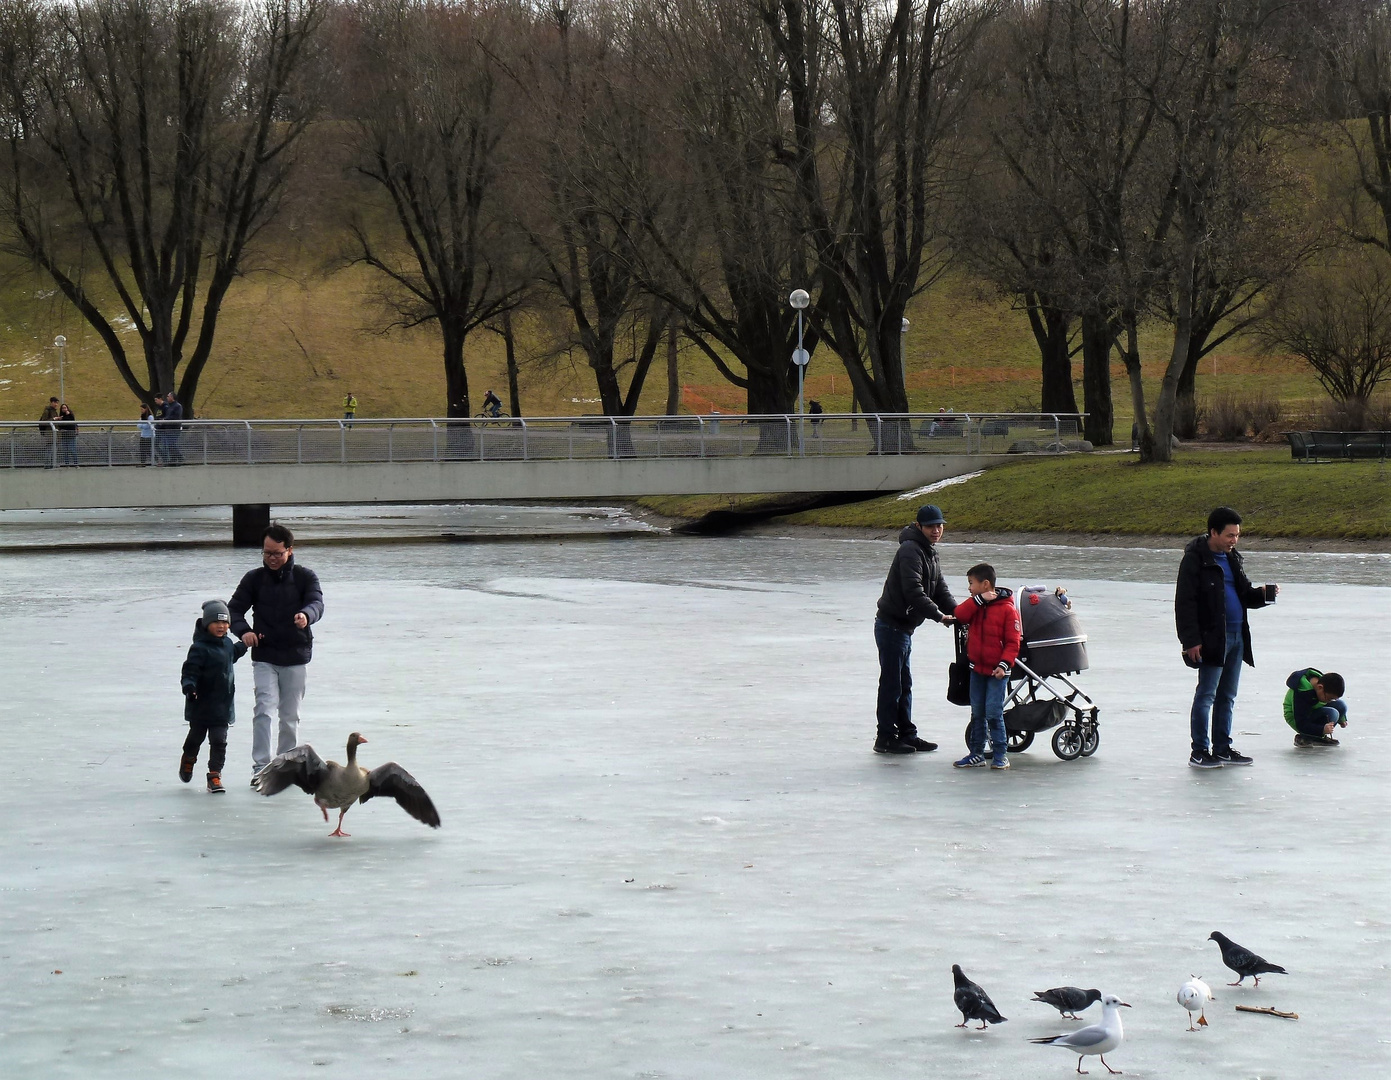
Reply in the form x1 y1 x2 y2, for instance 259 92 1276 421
340 420 346 464
388 423 394 463
202 425 208 465
296 424 303 464
519 417 528 460
430 419 438 462
107 426 113 466
609 416 618 460
245 421 253 465
697 415 706 458
1052 413 1060 451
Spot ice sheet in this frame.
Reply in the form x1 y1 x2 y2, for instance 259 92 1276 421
1 531 1388 1078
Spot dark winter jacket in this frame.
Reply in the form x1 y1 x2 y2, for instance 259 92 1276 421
228 555 324 667
181 622 249 726
953 587 1023 674
876 525 957 632
1174 535 1266 667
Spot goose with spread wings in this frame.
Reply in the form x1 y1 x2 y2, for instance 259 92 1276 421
253 732 441 836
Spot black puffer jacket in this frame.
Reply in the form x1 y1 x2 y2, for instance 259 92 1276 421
876 524 957 632
228 555 324 667
1174 535 1266 666
181 622 249 725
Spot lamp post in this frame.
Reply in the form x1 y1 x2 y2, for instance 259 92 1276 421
789 288 810 456
53 335 67 403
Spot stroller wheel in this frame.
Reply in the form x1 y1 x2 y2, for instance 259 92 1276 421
1007 729 1034 753
1080 724 1100 757
1052 725 1084 760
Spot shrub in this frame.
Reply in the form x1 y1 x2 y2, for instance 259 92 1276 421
1202 394 1280 441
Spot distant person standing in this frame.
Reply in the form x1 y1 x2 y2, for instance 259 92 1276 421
39 396 59 468
56 403 78 466
137 403 156 465
343 391 358 427
808 398 824 436
229 525 324 784
1175 506 1277 769
872 504 958 754
160 391 185 465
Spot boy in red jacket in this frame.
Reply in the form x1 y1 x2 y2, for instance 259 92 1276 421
951 564 1023 770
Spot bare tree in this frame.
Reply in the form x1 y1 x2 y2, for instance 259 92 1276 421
511 1 666 417
338 0 527 420
0 0 324 410
1259 254 1391 403
766 0 996 427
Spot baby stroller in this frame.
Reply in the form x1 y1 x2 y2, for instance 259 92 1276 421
958 586 1101 760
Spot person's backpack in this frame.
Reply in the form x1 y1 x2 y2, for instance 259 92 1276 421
947 623 972 706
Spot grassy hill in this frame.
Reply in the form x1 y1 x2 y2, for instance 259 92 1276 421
0 209 1331 428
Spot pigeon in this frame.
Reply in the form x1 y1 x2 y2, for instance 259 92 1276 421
1032 993 1130 1075
951 964 1007 1029
1208 931 1288 987
1033 986 1103 1020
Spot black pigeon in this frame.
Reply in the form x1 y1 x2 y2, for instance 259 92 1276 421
1032 986 1102 1020
952 964 1007 1029
1208 931 1288 987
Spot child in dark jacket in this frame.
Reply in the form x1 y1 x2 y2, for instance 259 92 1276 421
180 599 249 793
1284 668 1349 747
951 563 1023 770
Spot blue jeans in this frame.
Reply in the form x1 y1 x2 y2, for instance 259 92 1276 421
1295 700 1348 738
968 671 1008 762
874 619 916 742
1190 629 1243 754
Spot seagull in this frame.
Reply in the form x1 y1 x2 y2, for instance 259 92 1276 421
1177 976 1214 1030
1033 986 1103 1020
1032 993 1130 1074
1208 931 1288 987
952 964 1007 1030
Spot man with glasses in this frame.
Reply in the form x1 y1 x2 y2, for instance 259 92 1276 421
229 525 325 785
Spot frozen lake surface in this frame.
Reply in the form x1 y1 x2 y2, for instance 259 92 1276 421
1 516 1388 1078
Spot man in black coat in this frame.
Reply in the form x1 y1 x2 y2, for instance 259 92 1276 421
1175 506 1276 769
872 504 958 754
229 524 324 783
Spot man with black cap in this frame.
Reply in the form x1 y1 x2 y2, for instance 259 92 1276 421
872 504 957 754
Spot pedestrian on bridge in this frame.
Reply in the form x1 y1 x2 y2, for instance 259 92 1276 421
872 504 957 755
157 392 185 466
229 524 324 785
343 391 357 427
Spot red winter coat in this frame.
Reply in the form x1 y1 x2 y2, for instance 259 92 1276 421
953 588 1023 674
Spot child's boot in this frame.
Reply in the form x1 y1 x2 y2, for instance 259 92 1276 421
207 770 225 794
179 754 196 783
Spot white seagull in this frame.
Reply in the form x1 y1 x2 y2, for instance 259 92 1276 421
1031 993 1130 1075
1177 976 1214 1030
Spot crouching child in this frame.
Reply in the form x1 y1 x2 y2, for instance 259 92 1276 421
1284 668 1349 747
951 564 1022 770
180 599 249 792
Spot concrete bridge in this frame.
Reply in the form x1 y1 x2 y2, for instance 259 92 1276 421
1 413 1084 541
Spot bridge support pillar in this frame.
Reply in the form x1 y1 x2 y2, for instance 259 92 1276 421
232 503 270 547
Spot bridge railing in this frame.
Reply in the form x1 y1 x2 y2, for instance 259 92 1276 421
1 413 1086 469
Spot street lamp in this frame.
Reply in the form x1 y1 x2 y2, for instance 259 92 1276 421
53 335 67 403
789 289 810 456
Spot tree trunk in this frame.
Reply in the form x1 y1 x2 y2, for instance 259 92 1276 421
1152 254 1199 465
1028 298 1079 414
1080 309 1115 446
1122 312 1154 461
502 310 521 418
665 319 680 415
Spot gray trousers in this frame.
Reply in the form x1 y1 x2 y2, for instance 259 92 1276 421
251 661 307 773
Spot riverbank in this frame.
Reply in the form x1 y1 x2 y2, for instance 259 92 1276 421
637 446 1391 545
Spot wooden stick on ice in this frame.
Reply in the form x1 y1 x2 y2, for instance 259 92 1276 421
1235 1005 1298 1020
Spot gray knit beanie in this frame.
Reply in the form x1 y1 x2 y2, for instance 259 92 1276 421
201 599 231 626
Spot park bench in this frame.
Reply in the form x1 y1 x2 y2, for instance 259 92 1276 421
1285 430 1391 461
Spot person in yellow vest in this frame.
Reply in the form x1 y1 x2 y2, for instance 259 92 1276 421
343 392 357 428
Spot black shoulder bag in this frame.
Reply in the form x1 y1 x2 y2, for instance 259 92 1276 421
947 623 972 706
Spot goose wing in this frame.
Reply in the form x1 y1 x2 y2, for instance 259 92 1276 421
255 744 328 797
360 762 441 828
